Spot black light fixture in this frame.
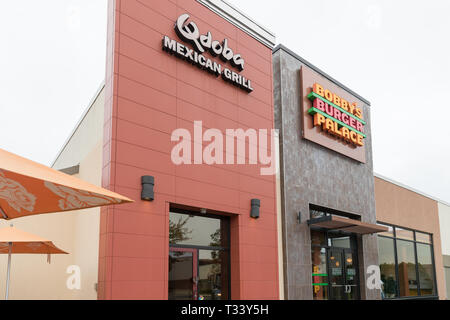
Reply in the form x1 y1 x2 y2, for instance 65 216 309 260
250 199 260 219
141 176 155 201
297 211 302 224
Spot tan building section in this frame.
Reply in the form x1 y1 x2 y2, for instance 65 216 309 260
0 85 104 299
374 175 445 299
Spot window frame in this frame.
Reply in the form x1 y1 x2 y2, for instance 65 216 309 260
169 208 231 300
377 235 399 298
376 221 438 300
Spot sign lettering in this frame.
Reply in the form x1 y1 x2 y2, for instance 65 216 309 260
308 83 365 147
163 14 253 93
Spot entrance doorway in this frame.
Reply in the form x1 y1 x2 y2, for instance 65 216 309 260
311 231 360 300
328 247 358 300
169 247 198 299
168 209 230 300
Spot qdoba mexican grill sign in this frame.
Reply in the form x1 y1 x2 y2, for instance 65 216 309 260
162 14 254 93
300 66 367 163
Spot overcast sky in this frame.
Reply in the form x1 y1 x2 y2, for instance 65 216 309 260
1 0 449 204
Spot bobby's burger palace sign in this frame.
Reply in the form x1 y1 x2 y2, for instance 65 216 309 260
163 14 254 93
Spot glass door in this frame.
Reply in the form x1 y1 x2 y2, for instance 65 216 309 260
169 247 198 300
327 248 359 300
343 250 358 300
328 249 345 300
169 210 230 300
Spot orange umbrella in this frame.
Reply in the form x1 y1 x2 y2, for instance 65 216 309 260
0 147 132 220
0 225 68 299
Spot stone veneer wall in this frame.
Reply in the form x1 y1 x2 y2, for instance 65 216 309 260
273 47 380 300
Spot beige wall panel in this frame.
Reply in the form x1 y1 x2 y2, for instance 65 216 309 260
374 176 445 299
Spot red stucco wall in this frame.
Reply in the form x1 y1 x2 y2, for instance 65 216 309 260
98 0 278 300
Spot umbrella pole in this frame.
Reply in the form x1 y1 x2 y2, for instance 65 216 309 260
5 242 12 300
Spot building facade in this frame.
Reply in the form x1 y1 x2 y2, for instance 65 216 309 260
1 0 449 301
273 45 384 300
98 0 279 300
374 174 448 299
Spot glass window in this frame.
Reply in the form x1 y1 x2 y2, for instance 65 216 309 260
169 211 230 301
416 232 432 244
328 235 351 249
198 250 229 300
328 249 345 300
416 243 435 295
169 249 194 300
377 223 394 238
311 230 326 247
377 223 437 299
344 252 358 300
311 246 328 300
445 267 450 300
310 208 328 219
169 212 229 247
396 239 418 297
377 237 398 298
395 228 414 241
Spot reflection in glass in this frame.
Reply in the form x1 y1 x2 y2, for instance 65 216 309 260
378 236 398 298
416 232 431 244
310 209 328 219
311 231 326 247
198 250 229 300
169 212 228 247
344 252 358 300
329 250 344 300
328 235 351 249
417 243 435 295
396 240 417 297
169 250 194 300
377 224 394 238
395 228 414 241
311 246 328 300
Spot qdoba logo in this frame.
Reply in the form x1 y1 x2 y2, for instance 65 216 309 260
175 13 245 71
171 121 279 176
163 14 254 93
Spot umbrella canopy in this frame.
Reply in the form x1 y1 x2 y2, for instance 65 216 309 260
0 226 67 254
0 225 68 299
0 147 132 220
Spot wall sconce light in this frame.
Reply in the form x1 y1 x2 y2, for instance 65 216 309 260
250 199 260 219
297 211 302 224
141 176 154 201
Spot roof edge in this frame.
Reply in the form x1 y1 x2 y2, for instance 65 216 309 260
197 0 276 49
273 44 371 106
51 81 105 168
374 172 450 207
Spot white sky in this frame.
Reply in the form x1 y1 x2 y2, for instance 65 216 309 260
1 0 449 204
